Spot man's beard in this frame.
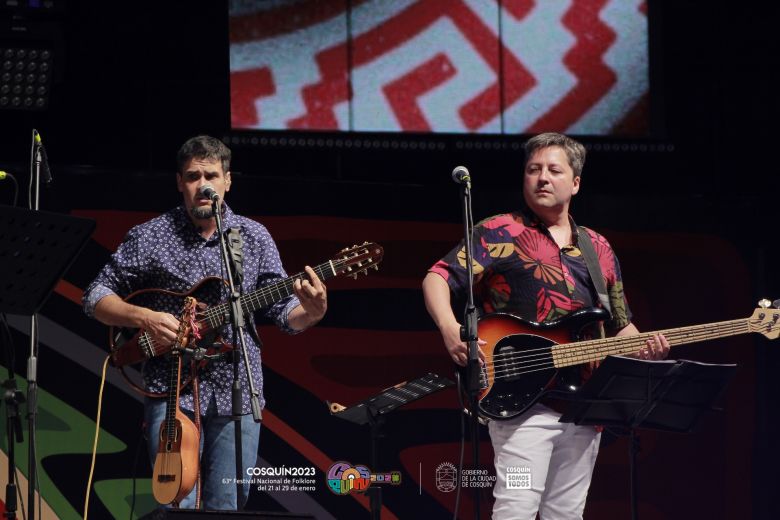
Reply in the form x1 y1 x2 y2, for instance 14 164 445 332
190 206 214 219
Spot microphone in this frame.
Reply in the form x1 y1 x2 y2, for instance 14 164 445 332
33 129 53 185
0 170 19 207
199 183 220 202
452 165 471 185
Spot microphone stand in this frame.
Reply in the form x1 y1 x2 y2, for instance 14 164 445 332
458 177 482 520
26 130 50 520
211 197 262 509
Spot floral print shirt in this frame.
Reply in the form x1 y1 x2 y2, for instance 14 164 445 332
83 204 300 415
429 209 632 334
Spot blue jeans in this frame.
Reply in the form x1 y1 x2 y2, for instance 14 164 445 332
144 396 261 510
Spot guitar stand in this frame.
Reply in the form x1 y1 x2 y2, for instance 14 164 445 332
327 373 454 520
2 378 25 519
559 355 736 520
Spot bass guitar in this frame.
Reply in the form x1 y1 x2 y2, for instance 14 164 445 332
152 296 200 506
475 301 780 421
109 242 384 396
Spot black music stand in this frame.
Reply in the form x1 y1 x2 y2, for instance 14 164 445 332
327 373 454 520
0 206 95 519
0 206 96 314
559 355 736 520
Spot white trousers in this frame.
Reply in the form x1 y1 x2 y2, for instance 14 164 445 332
489 403 601 520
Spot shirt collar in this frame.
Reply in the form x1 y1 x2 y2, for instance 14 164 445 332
517 205 580 244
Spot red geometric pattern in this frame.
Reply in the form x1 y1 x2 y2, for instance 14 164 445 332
527 0 617 131
229 0 647 134
383 53 456 131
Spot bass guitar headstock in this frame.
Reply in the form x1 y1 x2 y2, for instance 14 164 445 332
750 298 780 340
332 242 384 279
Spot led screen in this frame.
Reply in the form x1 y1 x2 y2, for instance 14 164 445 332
229 0 649 135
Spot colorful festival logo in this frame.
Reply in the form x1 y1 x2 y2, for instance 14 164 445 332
326 461 402 495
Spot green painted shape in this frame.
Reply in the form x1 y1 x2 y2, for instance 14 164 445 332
0 368 128 520
93 478 157 519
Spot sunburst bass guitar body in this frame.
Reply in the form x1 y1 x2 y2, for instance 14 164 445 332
476 303 780 421
475 308 607 421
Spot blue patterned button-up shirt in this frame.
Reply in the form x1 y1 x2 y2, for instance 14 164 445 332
83 204 300 415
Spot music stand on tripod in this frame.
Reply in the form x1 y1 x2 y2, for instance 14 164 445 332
0 206 95 519
559 355 736 520
327 373 454 520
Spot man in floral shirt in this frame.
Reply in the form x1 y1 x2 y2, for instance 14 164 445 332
423 132 668 519
83 136 327 510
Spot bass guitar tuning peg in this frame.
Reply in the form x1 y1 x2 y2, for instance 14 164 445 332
758 299 772 309
773 299 780 309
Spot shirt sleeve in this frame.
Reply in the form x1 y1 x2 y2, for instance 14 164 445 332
586 229 633 332
82 227 148 318
251 225 301 335
605 251 632 331
428 219 500 297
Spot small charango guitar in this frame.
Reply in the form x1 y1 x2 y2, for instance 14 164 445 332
151 296 200 506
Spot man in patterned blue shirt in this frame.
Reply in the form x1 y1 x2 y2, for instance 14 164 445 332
83 135 327 510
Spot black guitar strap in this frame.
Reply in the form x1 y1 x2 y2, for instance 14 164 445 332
576 226 612 318
225 227 264 349
226 227 244 286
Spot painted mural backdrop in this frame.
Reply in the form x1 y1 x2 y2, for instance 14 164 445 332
0 178 758 519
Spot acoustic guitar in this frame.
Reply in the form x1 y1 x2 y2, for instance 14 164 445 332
109 242 384 396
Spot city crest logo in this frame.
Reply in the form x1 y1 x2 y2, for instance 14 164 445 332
326 461 401 495
436 462 458 492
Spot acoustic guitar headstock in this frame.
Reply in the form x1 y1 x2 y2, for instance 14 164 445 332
332 242 384 279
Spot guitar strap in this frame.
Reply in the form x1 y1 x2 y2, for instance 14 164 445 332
226 227 244 286
576 226 612 318
225 227 264 349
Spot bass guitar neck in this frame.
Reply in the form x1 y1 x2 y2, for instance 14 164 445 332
475 303 780 421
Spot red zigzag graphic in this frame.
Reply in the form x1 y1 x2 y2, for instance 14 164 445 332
383 53 456 131
288 0 536 131
528 0 616 132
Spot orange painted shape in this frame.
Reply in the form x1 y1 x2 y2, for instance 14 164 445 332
55 279 84 306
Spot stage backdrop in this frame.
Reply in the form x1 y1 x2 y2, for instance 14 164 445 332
229 0 650 135
0 170 758 520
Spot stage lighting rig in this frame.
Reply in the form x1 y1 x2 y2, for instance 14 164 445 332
0 45 53 110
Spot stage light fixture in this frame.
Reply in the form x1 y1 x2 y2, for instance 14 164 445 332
0 45 52 111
